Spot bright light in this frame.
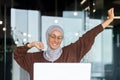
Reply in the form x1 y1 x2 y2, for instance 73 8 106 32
107 16 120 19
0 21 3 24
93 9 96 13
15 41 18 44
75 32 79 36
73 11 78 16
3 27 6 31
23 33 27 36
93 3 95 6
80 0 86 5
23 38 27 42
28 34 31 38
114 16 120 19
54 19 58 23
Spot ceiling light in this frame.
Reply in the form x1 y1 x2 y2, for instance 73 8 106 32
54 19 58 23
23 38 27 42
15 41 18 44
80 0 86 5
107 16 120 19
93 9 96 13
28 34 31 38
0 21 3 24
73 11 78 16
75 32 79 36
114 16 120 19
23 32 27 36
3 27 6 31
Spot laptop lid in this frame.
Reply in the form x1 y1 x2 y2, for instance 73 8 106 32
34 63 91 80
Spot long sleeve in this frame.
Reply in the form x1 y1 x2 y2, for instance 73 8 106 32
14 45 31 72
79 24 103 55
63 24 104 62
14 45 48 80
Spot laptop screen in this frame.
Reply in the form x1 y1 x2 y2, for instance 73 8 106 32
34 63 91 80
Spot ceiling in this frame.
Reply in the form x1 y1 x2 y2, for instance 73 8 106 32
12 0 120 18
0 0 120 21
0 0 120 40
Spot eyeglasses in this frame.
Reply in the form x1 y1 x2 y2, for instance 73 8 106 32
49 34 63 41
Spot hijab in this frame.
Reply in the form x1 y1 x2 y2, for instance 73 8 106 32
43 25 64 62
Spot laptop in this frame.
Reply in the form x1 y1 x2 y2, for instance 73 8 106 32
34 63 91 80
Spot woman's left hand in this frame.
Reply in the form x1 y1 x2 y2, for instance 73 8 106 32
101 8 114 28
107 8 114 22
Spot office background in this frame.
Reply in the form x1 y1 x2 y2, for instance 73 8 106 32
0 0 120 80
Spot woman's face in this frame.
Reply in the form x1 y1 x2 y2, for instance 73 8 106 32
48 29 63 50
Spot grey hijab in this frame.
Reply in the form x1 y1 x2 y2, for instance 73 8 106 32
43 25 64 62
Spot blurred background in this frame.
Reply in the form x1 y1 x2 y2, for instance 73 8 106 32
0 0 120 80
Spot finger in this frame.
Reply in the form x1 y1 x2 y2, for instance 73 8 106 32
38 43 44 49
107 8 114 18
108 8 113 14
36 42 44 49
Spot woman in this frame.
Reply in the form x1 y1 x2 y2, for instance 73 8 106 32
14 8 114 80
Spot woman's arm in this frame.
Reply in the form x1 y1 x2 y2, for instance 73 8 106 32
14 41 44 72
67 8 114 61
102 8 114 28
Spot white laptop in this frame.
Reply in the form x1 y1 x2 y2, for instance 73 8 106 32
34 63 91 80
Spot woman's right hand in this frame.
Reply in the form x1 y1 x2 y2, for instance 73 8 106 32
27 41 44 50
